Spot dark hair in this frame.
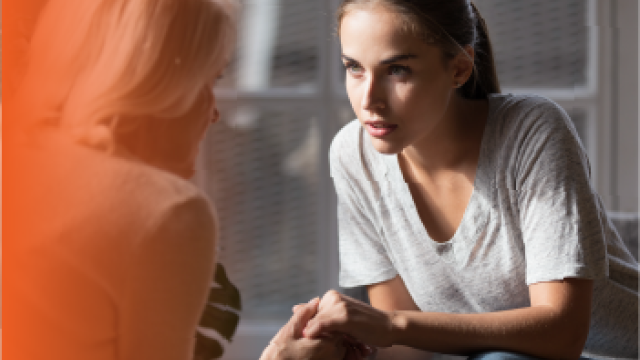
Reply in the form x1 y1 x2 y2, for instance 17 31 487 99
337 0 500 99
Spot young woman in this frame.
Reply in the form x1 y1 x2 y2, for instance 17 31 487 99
300 1 639 359
7 1 239 359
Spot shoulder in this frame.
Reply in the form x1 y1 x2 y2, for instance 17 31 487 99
113 157 217 239
88 148 209 212
490 93 564 113
127 161 208 210
489 94 591 188
42 139 216 236
18 137 217 278
329 119 363 172
490 94 581 145
94 152 217 260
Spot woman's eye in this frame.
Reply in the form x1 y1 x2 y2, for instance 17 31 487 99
344 63 364 76
389 65 410 76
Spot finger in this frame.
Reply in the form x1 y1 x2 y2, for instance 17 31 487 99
292 297 320 313
318 289 341 312
273 299 320 343
270 321 291 345
306 291 355 338
299 334 346 360
303 315 343 339
309 296 320 307
290 299 320 339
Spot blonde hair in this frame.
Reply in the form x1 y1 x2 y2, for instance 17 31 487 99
16 0 238 151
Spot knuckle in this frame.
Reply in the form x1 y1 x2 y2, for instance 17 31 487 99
325 289 340 300
337 302 349 317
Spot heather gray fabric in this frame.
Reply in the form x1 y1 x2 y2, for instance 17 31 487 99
609 214 639 261
330 94 638 359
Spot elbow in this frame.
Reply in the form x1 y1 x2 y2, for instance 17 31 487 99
555 345 586 360
564 309 591 360
562 330 589 360
549 320 590 360
541 336 587 360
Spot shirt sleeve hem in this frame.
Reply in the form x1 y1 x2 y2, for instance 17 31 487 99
339 269 398 289
526 262 607 286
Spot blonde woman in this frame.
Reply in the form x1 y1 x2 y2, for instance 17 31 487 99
7 0 372 358
8 1 236 359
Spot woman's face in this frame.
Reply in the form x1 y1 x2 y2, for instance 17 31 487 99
340 7 460 155
180 77 221 177
145 75 221 179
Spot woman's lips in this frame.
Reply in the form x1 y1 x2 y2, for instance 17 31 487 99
365 122 398 138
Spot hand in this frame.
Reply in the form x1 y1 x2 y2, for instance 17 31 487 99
260 298 347 360
292 304 375 359
303 290 396 348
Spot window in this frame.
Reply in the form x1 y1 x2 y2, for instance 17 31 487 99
198 1 337 357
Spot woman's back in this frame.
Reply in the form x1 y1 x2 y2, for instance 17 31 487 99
6 0 237 359
13 134 217 360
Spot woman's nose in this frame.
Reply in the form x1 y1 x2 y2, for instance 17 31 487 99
361 76 386 112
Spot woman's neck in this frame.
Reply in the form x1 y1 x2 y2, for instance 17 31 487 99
400 96 489 177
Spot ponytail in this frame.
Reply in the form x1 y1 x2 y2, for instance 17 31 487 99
461 2 501 99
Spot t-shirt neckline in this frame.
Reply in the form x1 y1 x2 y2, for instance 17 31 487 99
384 95 499 248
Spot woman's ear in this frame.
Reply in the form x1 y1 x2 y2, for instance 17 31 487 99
451 45 475 88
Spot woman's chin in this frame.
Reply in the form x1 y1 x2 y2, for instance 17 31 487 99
369 137 403 155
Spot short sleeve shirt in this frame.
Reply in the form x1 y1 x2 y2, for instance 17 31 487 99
330 94 638 359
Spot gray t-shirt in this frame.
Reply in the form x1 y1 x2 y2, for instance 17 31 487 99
330 94 638 359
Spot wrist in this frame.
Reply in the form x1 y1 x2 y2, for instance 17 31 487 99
387 310 408 345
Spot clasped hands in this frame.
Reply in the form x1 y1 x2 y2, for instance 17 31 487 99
260 290 397 360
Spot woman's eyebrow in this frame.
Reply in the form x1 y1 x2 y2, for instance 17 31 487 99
341 55 358 63
380 54 418 64
341 54 418 65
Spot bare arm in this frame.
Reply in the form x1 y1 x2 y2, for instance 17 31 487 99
389 278 592 359
306 277 592 360
367 277 432 360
